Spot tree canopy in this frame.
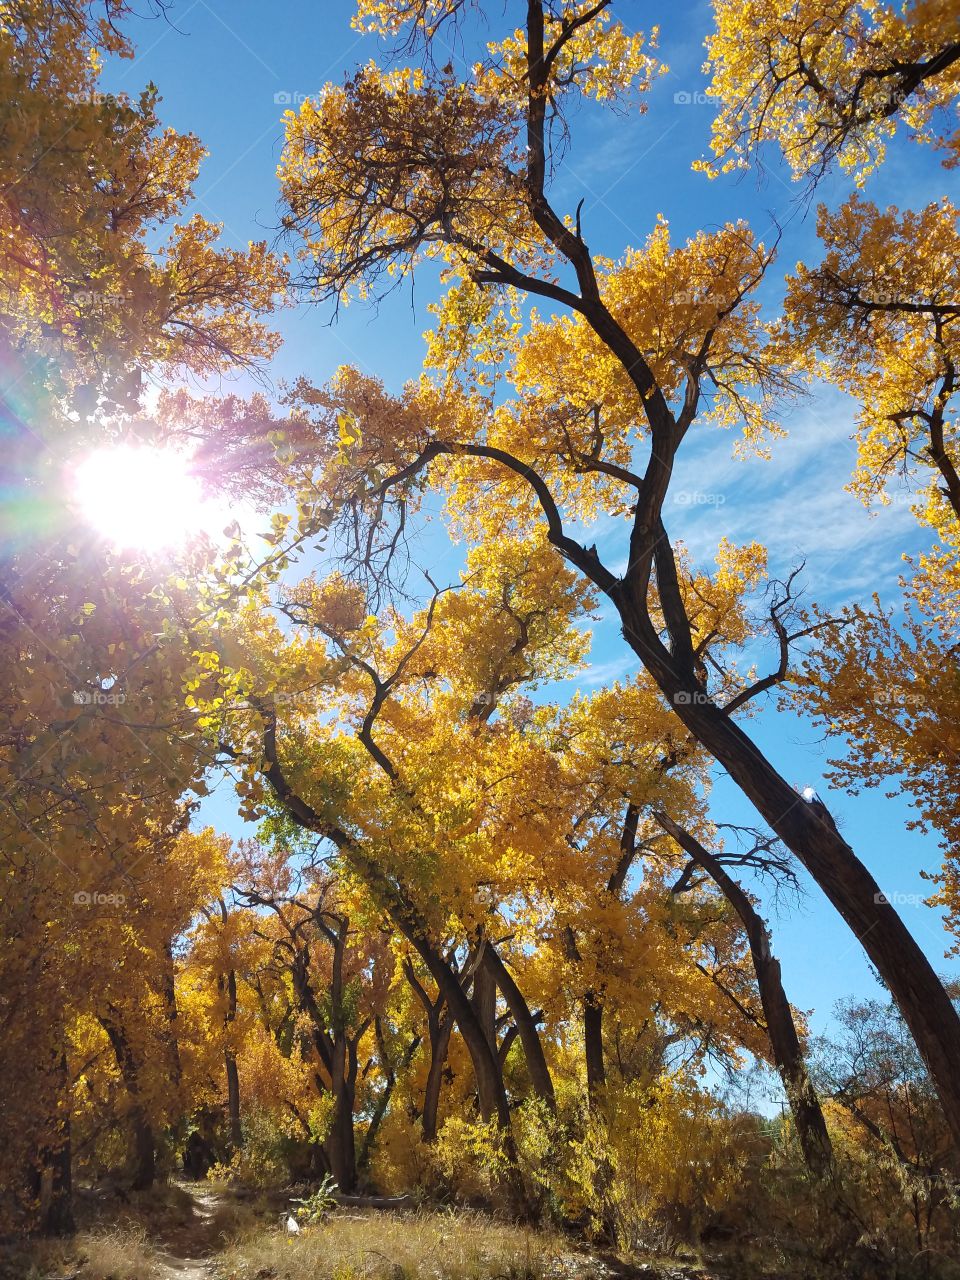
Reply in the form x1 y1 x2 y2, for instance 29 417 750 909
2 0 959 1270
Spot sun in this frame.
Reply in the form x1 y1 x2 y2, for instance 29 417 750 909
71 444 229 552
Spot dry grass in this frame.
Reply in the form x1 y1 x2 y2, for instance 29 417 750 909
217 1207 576 1280
0 1224 161 1280
74 1224 161 1278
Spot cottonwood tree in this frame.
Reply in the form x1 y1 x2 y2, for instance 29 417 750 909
272 0 960 1149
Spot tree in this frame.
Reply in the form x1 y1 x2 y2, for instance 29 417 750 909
273 0 960 1150
813 993 960 1264
231 840 397 1191
202 511 825 1208
0 0 285 1230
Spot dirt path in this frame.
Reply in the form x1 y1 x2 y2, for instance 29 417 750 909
152 1186 231 1280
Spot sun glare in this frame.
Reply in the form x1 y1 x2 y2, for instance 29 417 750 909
71 445 229 552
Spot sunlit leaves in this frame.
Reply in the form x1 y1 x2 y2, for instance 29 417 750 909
779 196 960 525
701 0 960 183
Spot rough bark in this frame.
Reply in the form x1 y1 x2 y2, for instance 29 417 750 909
327 1045 358 1192
131 1111 156 1192
471 954 498 1055
421 1011 454 1142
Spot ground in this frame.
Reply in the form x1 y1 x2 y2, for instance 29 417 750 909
0 1183 752 1280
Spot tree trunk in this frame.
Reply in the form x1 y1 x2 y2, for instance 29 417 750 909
583 996 605 1107
224 968 242 1150
99 1013 156 1191
401 960 454 1144
160 938 182 1088
422 1009 454 1142
471 952 499 1070
402 928 526 1209
563 925 607 1109
431 947 509 1133
225 1049 242 1151
131 1108 156 1191
575 805 637 1112
37 1053 74 1235
483 944 555 1110
326 1068 357 1192
655 812 836 1181
617 590 960 1151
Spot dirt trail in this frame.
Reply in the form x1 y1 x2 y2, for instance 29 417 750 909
153 1186 231 1280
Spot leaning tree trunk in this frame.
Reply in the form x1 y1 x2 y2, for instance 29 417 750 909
469 955 500 1119
400 925 527 1210
655 812 837 1182
257 723 529 1214
422 1007 454 1142
615 587 960 1152
483 944 556 1110
410 936 513 1139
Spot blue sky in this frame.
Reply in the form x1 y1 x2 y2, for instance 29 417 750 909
102 0 958 1039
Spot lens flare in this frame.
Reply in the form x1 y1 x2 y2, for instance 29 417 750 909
71 445 227 551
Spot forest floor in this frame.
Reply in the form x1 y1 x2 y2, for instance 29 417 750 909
0 1181 754 1280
